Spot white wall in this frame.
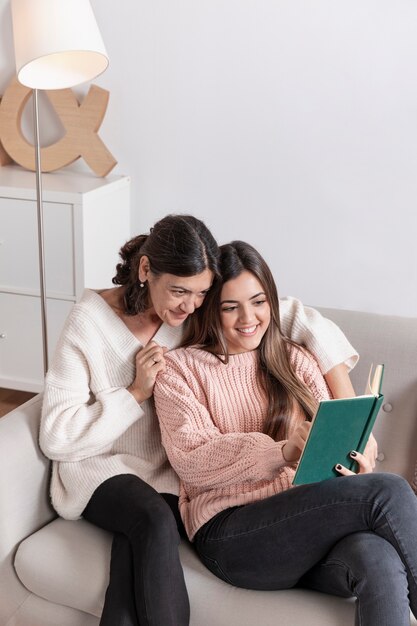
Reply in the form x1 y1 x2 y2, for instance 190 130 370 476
1 1 416 316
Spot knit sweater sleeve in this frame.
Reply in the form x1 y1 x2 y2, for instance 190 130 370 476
154 357 287 490
279 296 358 374
40 307 144 462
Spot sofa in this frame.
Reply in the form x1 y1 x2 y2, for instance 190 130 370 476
1 306 417 626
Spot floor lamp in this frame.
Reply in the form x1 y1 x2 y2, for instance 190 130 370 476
10 0 109 375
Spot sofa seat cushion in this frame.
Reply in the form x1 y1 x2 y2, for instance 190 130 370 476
14 518 110 618
14 517 360 626
180 542 357 626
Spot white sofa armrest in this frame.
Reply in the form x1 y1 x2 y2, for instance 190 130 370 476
0 394 56 625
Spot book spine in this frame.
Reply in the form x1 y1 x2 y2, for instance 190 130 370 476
356 395 384 454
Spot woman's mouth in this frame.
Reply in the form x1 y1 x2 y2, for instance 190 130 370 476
236 325 258 336
172 311 188 320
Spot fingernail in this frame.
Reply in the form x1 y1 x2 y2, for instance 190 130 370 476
350 451 357 458
335 464 342 470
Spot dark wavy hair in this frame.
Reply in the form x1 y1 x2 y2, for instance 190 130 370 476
182 240 318 440
112 214 220 315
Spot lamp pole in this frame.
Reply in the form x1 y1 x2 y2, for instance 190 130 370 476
32 88 48 374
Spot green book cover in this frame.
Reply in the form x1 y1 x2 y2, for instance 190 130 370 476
292 365 384 486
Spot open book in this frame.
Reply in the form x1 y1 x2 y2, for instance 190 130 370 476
292 364 385 486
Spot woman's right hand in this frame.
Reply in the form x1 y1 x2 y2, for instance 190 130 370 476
127 341 167 404
282 421 312 464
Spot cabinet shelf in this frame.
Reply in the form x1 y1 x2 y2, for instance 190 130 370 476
0 165 131 391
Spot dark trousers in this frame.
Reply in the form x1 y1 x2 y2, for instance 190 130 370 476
83 474 189 626
194 473 417 626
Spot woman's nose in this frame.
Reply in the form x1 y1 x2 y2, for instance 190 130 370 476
238 306 254 323
180 299 196 314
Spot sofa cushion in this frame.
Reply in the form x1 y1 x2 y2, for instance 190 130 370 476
15 517 360 626
14 518 110 617
180 542 357 626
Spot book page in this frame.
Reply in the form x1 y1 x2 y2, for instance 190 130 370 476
364 364 384 396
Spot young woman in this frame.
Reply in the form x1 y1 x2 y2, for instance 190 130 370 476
40 216 359 626
154 240 417 626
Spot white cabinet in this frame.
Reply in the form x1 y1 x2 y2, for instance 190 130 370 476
0 165 131 392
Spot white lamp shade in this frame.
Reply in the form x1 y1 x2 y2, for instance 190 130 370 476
11 0 109 90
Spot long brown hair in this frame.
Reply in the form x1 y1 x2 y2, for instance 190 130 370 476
112 214 220 315
182 241 318 440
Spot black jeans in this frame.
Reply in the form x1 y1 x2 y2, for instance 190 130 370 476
194 473 417 626
83 474 189 626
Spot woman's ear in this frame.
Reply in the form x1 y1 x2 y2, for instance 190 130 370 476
138 255 150 283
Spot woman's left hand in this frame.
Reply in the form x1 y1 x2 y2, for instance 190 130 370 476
335 449 374 476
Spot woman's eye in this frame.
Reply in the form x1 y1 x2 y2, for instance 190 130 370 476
254 300 266 306
221 306 237 312
172 290 186 296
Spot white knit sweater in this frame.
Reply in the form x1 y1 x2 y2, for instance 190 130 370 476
40 289 358 520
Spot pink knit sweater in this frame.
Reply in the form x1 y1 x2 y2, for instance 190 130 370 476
154 345 331 540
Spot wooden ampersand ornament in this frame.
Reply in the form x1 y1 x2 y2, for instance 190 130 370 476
0 76 117 177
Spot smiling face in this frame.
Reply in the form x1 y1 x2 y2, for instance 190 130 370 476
219 270 271 354
144 266 214 327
